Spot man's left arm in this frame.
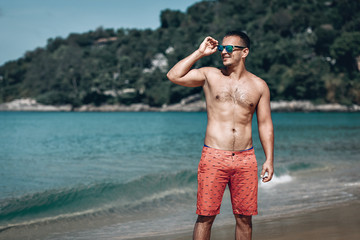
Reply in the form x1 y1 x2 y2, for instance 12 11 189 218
256 82 274 183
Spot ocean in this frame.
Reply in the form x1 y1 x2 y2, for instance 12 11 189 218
0 112 359 239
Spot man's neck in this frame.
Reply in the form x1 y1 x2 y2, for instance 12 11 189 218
225 61 247 80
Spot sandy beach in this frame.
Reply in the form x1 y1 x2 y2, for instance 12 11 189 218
133 200 360 240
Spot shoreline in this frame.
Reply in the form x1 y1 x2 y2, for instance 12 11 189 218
0 97 360 112
131 200 360 240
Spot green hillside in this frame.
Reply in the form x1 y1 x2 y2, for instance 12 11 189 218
1 0 359 107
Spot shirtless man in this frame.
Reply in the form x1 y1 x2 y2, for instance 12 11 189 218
167 31 274 240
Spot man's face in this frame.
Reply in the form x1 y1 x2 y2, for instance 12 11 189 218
220 36 247 67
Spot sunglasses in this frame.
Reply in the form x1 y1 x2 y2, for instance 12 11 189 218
217 45 246 53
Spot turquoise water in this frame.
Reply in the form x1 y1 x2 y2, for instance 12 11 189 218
0 112 359 239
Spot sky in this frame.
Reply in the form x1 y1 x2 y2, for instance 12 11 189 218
0 0 199 66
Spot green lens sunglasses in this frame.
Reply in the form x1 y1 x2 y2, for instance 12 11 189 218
217 45 246 53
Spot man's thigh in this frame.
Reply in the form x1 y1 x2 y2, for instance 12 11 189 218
229 151 258 216
196 147 230 216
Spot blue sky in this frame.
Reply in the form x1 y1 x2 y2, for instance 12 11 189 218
0 0 199 65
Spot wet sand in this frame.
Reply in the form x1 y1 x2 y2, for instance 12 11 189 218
132 201 360 240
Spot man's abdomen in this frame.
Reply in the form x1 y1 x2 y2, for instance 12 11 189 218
204 121 253 151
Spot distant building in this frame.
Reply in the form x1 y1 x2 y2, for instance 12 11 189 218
143 53 168 73
94 37 118 46
104 88 136 97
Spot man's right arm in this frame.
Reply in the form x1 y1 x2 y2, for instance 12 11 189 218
166 36 218 87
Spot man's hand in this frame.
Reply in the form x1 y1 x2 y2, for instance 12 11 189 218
198 36 218 56
260 161 274 183
167 36 217 87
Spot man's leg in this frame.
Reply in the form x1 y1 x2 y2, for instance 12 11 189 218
234 214 252 240
193 215 216 240
229 149 257 240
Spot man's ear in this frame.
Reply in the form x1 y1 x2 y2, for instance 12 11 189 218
242 48 249 58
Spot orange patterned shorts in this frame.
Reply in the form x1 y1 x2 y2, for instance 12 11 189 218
196 145 258 216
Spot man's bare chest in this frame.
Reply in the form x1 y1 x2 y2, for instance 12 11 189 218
207 81 259 109
217 87 254 106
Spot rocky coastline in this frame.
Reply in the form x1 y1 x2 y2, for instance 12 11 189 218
0 96 359 112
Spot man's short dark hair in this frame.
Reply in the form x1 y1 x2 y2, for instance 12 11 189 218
224 31 250 50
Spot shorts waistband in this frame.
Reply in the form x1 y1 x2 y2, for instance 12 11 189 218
204 144 254 152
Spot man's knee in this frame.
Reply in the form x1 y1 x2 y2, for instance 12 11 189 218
196 215 216 224
234 214 252 227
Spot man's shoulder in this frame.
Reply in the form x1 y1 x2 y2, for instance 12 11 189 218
247 72 269 89
199 66 222 74
198 67 223 82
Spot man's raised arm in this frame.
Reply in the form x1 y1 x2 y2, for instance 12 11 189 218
166 36 218 87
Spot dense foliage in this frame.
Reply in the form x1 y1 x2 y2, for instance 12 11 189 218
1 0 359 107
